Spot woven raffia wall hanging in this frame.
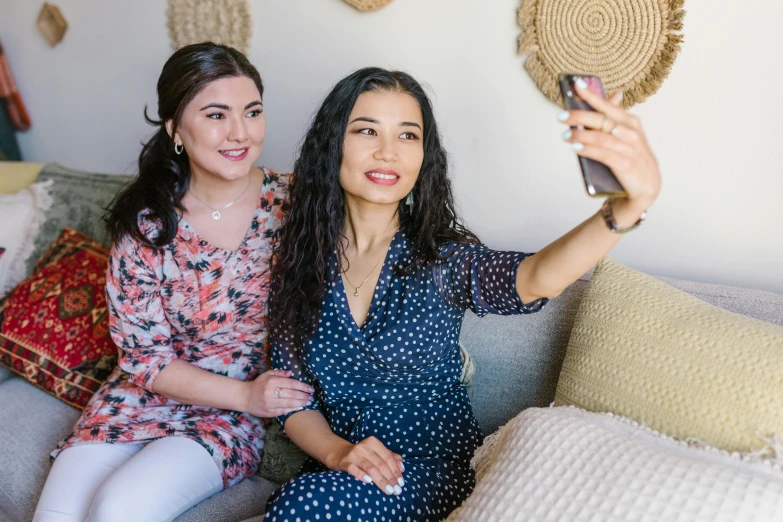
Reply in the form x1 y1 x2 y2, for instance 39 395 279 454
343 0 394 11
518 0 685 108
167 0 252 55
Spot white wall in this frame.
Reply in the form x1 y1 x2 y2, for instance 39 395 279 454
2 0 782 293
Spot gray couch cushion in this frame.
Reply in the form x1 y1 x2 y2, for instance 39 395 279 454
176 476 278 522
0 378 279 522
0 378 80 522
660 276 783 326
27 163 134 274
0 366 15 385
461 279 587 436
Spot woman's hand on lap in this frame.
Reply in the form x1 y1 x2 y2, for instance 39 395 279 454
327 436 405 496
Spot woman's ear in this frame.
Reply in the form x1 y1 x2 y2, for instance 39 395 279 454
165 120 180 144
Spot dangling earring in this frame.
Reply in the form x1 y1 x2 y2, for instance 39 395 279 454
174 142 184 155
405 190 414 211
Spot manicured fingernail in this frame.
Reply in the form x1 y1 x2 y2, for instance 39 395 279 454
572 142 584 151
309 387 315 393
575 78 588 89
363 475 372 483
617 91 624 101
308 395 314 400
393 485 402 495
400 462 405 472
398 477 405 487
562 129 572 140
306 400 312 406
385 485 394 494
557 111 570 121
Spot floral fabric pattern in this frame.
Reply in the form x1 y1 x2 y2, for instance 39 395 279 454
52 168 289 488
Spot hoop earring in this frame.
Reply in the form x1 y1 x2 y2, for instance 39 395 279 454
174 142 184 155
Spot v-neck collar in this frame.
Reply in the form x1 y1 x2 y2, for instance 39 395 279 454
332 228 407 336
177 187 264 256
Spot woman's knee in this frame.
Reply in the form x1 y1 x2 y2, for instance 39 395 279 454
85 486 138 522
32 512 81 522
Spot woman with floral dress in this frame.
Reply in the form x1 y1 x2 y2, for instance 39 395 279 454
33 43 313 522
263 67 662 521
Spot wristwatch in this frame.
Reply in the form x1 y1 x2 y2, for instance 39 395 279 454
601 198 646 234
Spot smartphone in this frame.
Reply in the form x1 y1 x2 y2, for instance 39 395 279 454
559 73 626 198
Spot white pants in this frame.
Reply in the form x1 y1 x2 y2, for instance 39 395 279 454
33 437 223 522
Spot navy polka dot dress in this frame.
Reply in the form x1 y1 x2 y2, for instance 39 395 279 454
266 231 548 521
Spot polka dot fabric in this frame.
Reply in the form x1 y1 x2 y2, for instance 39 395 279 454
267 231 548 521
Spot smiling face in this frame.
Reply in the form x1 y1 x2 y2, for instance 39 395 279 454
169 75 266 182
339 89 424 208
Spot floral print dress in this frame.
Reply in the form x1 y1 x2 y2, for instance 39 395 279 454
51 168 289 488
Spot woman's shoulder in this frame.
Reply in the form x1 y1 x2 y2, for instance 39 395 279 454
259 167 291 196
438 240 487 259
109 210 166 255
258 167 291 218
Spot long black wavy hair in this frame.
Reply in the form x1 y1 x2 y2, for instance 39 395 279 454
104 42 264 246
268 67 478 347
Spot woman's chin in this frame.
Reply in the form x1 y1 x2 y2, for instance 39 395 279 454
199 162 255 182
347 193 404 208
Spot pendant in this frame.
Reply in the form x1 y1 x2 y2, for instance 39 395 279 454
353 288 359 297
211 210 221 220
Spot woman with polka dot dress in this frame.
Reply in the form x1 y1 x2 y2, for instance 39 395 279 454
265 67 661 521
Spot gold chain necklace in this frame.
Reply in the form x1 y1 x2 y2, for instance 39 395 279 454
341 230 396 297
342 254 385 297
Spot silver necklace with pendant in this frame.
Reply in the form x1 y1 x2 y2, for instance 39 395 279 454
190 175 252 220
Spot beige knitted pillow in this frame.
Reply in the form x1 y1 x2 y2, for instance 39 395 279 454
555 257 783 453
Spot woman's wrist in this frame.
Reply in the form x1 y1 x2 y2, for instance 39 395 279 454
607 197 650 228
236 380 254 414
323 437 354 471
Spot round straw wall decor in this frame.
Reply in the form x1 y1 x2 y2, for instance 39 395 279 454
168 0 252 55
518 0 685 108
343 0 395 11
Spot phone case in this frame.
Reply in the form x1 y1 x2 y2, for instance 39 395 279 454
559 74 626 198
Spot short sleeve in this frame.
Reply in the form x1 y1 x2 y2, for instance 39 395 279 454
106 232 175 392
271 326 326 432
435 242 549 317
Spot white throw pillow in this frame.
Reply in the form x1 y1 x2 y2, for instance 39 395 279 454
0 180 52 298
447 406 783 522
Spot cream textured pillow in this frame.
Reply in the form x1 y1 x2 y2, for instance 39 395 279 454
0 180 52 298
447 407 783 522
555 257 783 453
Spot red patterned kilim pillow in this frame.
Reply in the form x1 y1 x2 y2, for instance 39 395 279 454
0 227 115 408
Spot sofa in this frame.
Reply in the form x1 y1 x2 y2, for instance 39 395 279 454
1 162 782 522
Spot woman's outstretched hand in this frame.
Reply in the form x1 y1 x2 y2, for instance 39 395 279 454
243 369 314 418
559 81 661 215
